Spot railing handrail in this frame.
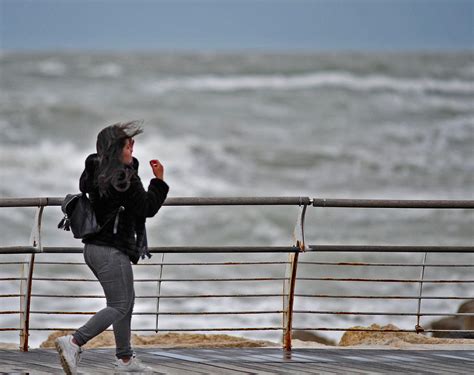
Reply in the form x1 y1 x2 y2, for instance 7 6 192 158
1 196 473 208
0 196 311 207
311 198 474 208
1 245 473 255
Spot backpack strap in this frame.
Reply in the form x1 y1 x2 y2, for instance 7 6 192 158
57 192 125 235
112 206 125 234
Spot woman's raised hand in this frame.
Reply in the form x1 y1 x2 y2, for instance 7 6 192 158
149 159 164 180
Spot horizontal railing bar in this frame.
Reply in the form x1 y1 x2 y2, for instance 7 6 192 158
28 327 283 332
166 197 313 206
2 294 471 300
5 276 474 283
4 325 472 334
28 293 286 299
23 310 474 317
30 261 290 266
0 262 27 265
293 328 474 333
299 261 474 267
0 247 37 254
393 329 474 333
0 246 299 254
5 326 470 333
293 311 474 317
0 197 57 207
2 260 472 267
3 197 473 208
12 308 472 317
27 262 288 267
90 246 299 254
29 277 288 282
29 310 284 315
6 260 468 267
18 327 474 333
2 245 473 255
0 262 288 268
297 277 474 283
0 196 312 207
312 198 474 208
307 245 474 253
141 261 290 266
295 294 474 300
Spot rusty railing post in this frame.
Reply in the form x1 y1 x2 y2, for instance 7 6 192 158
282 250 299 351
283 201 308 350
20 206 43 351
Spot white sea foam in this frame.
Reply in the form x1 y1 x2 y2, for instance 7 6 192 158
0 131 241 200
374 92 474 113
0 139 83 197
35 59 67 77
142 71 474 95
87 63 123 78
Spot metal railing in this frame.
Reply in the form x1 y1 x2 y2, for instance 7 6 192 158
0 196 473 352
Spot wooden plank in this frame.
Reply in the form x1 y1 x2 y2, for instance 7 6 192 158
132 350 247 375
1 348 473 374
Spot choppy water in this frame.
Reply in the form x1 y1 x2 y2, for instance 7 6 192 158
0 51 473 347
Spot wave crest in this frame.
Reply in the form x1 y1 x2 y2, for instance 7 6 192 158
143 71 474 95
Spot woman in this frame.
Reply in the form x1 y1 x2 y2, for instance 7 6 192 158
55 121 169 374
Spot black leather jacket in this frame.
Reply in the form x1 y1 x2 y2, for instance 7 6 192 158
79 153 169 264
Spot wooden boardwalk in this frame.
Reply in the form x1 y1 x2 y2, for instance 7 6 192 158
1 347 473 374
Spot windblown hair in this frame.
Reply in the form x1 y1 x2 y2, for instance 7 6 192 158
95 120 144 198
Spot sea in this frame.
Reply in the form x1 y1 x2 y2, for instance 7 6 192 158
0 51 473 348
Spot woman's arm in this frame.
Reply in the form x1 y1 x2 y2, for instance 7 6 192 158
124 175 169 218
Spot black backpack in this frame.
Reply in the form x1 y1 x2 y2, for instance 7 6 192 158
57 193 124 239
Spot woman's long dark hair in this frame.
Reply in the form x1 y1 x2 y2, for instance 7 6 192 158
95 120 144 198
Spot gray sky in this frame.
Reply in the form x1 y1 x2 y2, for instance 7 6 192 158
1 0 473 51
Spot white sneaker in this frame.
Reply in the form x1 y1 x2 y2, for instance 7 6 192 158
114 352 154 373
54 334 83 375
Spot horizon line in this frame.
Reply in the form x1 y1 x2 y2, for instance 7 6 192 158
1 47 473 55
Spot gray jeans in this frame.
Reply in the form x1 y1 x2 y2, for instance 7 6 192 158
72 243 135 359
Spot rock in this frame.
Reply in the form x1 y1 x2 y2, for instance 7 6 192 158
339 323 473 347
459 300 474 337
40 330 116 349
430 317 464 338
430 299 474 339
292 330 335 346
39 331 277 349
131 332 276 348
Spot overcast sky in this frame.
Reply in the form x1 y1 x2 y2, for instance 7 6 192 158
1 0 473 51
